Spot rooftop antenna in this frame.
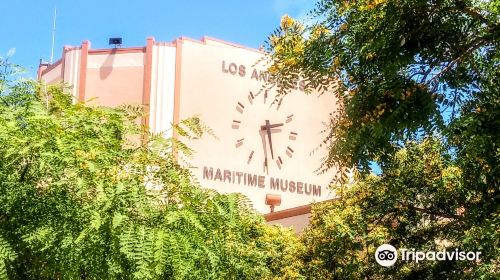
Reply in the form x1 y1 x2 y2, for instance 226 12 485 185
50 6 57 64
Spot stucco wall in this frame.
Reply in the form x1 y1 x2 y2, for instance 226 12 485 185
84 52 145 107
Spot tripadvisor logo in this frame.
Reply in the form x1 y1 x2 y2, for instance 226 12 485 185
375 244 481 267
375 244 398 267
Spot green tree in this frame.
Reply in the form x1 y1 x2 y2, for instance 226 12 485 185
268 0 498 170
0 58 302 280
301 138 498 279
267 0 499 278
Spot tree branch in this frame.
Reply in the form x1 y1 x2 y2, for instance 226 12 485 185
409 205 462 220
19 160 30 182
429 37 487 83
452 1 494 27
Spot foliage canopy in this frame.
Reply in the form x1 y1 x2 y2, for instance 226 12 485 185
267 0 499 171
0 59 301 280
267 0 499 278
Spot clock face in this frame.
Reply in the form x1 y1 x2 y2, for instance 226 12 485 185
232 89 297 174
174 38 339 213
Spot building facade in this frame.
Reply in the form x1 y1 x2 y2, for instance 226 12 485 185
38 36 339 232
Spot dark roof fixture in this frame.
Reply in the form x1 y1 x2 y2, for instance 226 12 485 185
109 37 122 48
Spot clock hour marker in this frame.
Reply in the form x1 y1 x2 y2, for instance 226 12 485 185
289 131 298 140
276 157 282 170
278 156 283 164
276 98 283 110
286 114 294 123
236 102 245 113
248 91 255 104
264 90 268 104
247 150 254 164
232 120 241 129
286 146 294 157
263 158 268 172
236 138 244 147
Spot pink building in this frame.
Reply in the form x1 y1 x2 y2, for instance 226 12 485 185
39 36 339 232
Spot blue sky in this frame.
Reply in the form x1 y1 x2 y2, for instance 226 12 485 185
1 0 313 77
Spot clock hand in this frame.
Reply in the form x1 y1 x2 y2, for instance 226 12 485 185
260 121 283 160
260 131 269 172
264 120 275 160
260 123 283 130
